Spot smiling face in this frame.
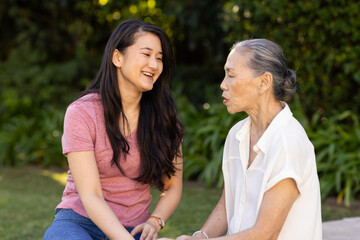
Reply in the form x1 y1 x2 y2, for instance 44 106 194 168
114 32 163 95
220 48 260 114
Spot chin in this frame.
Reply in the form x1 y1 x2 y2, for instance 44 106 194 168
226 107 235 115
142 86 154 92
227 107 241 115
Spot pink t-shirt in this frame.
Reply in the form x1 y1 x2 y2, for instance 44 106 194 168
57 93 151 227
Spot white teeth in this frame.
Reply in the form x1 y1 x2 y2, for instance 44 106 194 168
143 72 153 77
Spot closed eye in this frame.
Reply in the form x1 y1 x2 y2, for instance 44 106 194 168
225 73 234 78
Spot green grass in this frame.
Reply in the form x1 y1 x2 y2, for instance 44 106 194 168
0 167 359 239
0 167 66 239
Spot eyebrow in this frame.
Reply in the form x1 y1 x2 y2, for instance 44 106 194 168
225 67 234 72
140 47 163 55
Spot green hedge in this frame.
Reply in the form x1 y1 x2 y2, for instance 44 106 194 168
219 0 360 116
1 0 360 204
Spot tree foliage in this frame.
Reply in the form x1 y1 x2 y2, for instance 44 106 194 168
1 0 359 203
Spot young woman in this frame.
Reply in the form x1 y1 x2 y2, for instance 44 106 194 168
44 19 184 240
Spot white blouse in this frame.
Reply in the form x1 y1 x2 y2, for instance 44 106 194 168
222 103 322 240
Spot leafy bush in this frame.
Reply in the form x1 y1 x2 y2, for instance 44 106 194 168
1 0 360 203
220 0 360 117
309 111 360 206
291 95 360 205
0 43 74 166
0 107 66 167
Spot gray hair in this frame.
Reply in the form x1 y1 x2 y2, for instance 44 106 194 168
232 39 297 101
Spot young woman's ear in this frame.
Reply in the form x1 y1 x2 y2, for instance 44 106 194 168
112 49 123 68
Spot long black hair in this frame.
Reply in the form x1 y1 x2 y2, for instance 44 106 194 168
82 19 184 191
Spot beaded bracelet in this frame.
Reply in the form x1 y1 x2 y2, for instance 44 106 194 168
192 230 209 239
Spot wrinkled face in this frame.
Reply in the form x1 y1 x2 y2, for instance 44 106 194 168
220 49 260 114
116 32 163 94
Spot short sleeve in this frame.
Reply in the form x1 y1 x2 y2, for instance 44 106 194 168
265 136 313 194
62 103 96 155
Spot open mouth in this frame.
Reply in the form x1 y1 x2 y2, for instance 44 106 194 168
222 97 228 104
143 71 154 79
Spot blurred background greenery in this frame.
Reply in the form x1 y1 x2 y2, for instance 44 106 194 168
0 0 359 208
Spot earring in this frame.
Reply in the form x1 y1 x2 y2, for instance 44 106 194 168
258 90 262 94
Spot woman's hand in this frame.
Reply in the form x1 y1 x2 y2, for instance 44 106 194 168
131 219 161 240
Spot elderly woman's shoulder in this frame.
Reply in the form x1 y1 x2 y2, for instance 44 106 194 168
279 116 314 149
286 116 310 137
228 117 250 135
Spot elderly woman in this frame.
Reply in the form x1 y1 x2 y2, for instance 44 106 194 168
162 39 322 240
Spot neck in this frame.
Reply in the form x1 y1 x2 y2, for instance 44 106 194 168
118 86 141 137
247 97 284 136
121 91 141 114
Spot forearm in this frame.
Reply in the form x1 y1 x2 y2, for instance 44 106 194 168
81 194 134 240
152 154 183 222
151 183 182 221
209 227 272 240
197 190 227 239
208 179 300 240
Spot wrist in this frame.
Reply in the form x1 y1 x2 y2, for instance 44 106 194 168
193 230 209 239
148 215 165 231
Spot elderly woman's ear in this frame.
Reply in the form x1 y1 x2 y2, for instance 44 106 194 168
258 72 273 94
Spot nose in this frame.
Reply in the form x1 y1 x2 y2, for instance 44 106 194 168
220 77 228 91
148 57 159 70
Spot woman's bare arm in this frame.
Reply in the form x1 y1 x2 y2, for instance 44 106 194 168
67 151 134 240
